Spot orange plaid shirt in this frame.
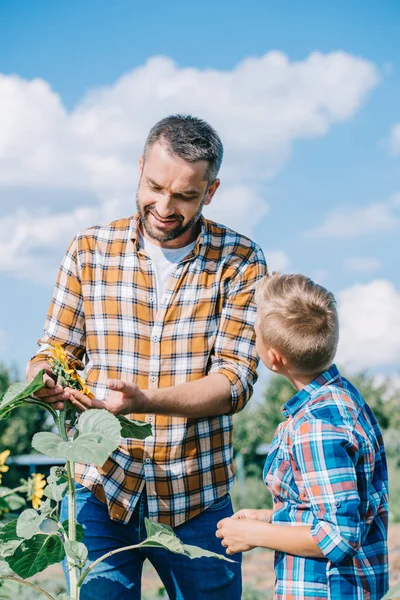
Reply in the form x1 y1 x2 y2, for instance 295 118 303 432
30 214 267 526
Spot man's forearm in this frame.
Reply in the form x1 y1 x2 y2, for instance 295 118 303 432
143 373 232 418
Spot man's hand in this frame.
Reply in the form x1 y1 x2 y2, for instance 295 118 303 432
27 361 68 410
232 508 273 523
215 517 258 555
66 379 148 416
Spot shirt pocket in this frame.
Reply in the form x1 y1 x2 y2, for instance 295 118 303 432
266 447 300 504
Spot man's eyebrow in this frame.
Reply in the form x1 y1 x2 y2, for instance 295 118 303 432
147 177 162 187
173 189 199 197
147 177 199 196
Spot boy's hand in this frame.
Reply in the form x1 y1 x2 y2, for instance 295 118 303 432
215 517 258 555
232 508 272 523
66 380 147 416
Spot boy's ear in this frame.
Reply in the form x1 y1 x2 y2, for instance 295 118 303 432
268 348 284 372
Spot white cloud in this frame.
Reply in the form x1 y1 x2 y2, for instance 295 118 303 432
305 194 400 239
263 250 290 272
344 256 382 274
336 279 400 371
0 51 380 282
386 122 400 155
204 185 269 239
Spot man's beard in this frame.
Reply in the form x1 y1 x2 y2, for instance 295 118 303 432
136 193 205 243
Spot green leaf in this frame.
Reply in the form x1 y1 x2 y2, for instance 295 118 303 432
78 409 121 439
382 583 400 600
33 409 122 466
0 383 27 406
0 560 11 575
0 371 58 422
64 540 88 566
5 532 65 578
38 498 53 517
141 518 234 562
16 509 46 540
0 519 19 543
0 520 23 559
57 433 117 466
44 467 68 502
0 579 18 599
117 415 152 440
32 432 64 458
0 491 25 512
182 543 235 562
0 539 22 558
61 520 84 542
7 371 46 403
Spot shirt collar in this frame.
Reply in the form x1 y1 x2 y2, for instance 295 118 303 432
282 364 341 418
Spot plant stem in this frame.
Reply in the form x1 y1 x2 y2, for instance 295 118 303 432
0 485 25 498
56 406 79 600
0 575 56 600
77 542 143 588
66 459 79 600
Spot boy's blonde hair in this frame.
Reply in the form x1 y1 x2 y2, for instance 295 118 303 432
255 273 339 374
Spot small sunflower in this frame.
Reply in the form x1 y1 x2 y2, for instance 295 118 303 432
29 473 47 510
0 449 10 485
49 343 94 399
70 372 94 398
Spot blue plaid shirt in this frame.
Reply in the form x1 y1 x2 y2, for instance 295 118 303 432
264 365 389 599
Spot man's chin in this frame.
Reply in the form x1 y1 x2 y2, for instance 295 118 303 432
144 222 183 243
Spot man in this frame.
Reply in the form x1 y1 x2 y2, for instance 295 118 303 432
27 114 267 599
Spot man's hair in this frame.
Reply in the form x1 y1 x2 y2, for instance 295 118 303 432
143 114 223 182
255 273 339 374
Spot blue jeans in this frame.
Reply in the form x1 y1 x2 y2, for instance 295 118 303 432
60 484 242 599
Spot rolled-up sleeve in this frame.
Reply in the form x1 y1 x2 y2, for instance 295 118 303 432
28 236 86 369
292 418 362 564
208 248 267 414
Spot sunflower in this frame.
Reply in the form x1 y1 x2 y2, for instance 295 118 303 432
0 449 10 485
29 473 46 510
50 344 73 372
49 343 94 399
70 372 94 399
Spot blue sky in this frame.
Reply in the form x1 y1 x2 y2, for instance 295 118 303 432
0 0 400 385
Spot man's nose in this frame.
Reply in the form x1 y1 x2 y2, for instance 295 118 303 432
155 196 177 217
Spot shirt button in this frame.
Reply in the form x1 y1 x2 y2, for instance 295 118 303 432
150 376 157 382
147 416 153 422
145 458 151 463
147 259 152 265
149 296 155 303
152 336 159 342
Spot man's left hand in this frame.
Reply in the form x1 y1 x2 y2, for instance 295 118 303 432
66 380 147 415
215 517 257 555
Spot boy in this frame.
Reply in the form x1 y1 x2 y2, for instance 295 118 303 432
216 273 389 599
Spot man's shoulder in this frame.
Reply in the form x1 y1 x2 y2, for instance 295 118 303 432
74 216 134 249
203 217 266 264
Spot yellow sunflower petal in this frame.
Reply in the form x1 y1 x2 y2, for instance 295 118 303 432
0 450 10 466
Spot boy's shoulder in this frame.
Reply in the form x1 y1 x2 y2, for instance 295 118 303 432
293 377 366 433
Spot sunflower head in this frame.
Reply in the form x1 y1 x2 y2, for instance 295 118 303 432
0 449 10 484
28 473 47 510
49 344 94 398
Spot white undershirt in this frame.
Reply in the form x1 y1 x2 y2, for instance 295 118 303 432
140 234 197 309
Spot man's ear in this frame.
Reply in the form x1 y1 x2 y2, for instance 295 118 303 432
203 179 220 206
268 348 284 372
139 155 144 179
